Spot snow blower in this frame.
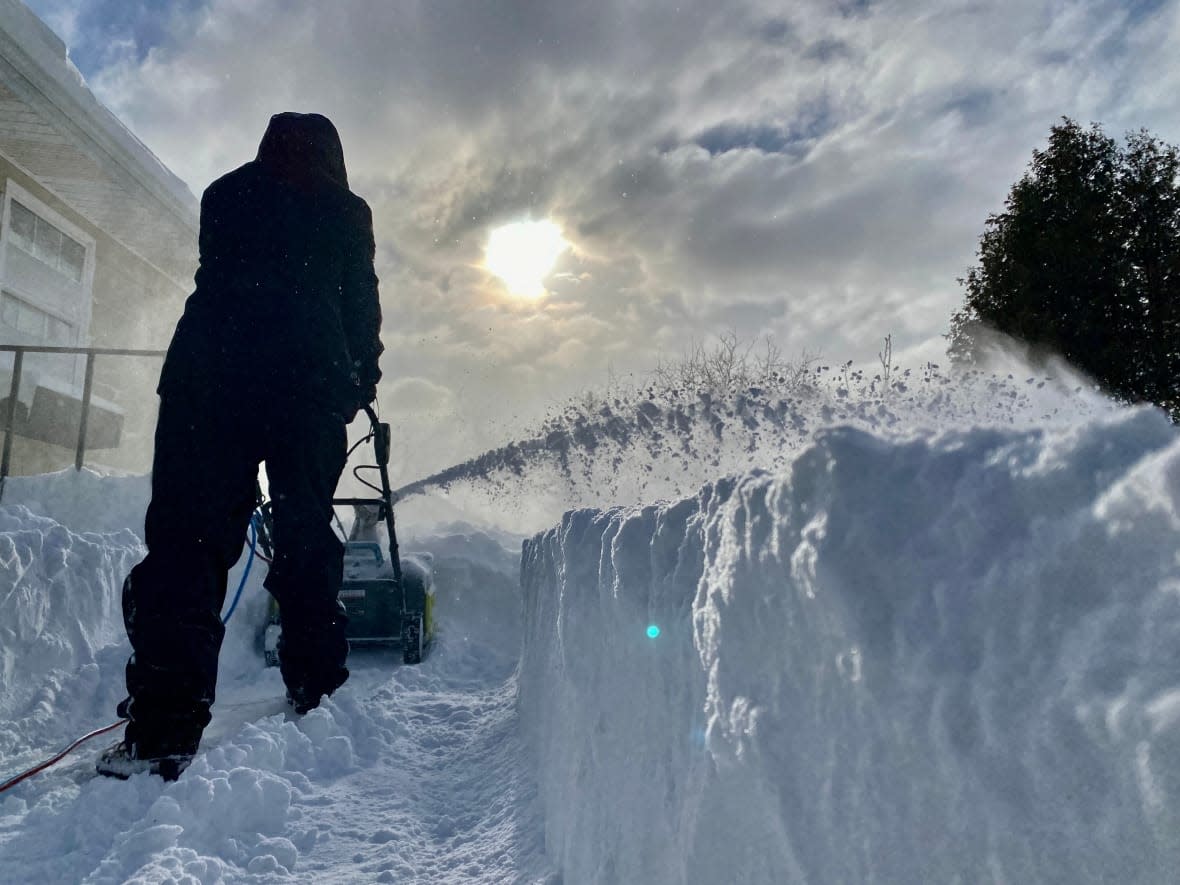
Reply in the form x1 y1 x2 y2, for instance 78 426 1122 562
258 404 435 666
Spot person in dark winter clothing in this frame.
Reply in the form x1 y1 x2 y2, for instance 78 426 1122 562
97 112 383 781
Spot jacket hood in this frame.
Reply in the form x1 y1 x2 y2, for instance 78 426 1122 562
256 112 348 189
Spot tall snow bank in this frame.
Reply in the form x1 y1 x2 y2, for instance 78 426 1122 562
519 408 1180 884
0 505 143 755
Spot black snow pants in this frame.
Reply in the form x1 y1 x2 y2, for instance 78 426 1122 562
119 389 349 756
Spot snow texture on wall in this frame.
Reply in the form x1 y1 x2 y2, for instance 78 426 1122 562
519 407 1180 884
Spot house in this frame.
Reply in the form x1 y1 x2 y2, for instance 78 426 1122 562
0 0 197 476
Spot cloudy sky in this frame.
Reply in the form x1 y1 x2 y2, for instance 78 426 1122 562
23 0 1180 470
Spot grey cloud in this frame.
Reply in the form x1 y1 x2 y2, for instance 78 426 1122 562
803 37 855 62
25 0 206 71
939 89 998 129
696 123 803 157
758 17 792 45
693 98 836 157
838 0 874 18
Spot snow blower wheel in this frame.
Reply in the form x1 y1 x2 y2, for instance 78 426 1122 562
258 405 435 668
401 614 422 665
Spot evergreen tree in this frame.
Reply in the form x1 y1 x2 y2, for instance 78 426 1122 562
949 119 1180 416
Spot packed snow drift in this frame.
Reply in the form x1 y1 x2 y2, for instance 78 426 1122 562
2 366 1180 883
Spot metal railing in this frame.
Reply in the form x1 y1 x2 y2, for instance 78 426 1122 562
0 344 165 481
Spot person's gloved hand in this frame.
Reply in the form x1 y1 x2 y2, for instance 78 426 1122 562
349 366 379 413
357 385 377 412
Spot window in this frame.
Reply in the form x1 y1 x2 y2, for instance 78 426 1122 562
0 291 73 345
9 200 86 283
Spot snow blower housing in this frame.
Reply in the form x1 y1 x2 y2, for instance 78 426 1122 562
260 405 435 666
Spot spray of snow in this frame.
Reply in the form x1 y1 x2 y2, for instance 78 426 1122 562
396 364 1117 535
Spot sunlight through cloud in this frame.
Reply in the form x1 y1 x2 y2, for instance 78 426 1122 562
485 219 568 300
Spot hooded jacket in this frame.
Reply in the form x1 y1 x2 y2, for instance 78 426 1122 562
159 112 383 417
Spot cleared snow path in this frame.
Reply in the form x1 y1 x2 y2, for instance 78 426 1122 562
0 511 553 884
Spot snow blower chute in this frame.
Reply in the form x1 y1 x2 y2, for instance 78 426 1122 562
258 404 435 666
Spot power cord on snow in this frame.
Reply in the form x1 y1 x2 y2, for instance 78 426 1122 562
0 513 265 795
0 720 127 793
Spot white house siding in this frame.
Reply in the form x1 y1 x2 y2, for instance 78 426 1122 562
0 1 198 478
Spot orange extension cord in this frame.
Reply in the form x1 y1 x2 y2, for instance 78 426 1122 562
0 719 127 794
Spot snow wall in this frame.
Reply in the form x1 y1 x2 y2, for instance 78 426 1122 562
519 408 1180 884
0 505 142 759
0 466 154 754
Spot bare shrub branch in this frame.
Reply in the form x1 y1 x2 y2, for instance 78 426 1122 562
651 330 814 394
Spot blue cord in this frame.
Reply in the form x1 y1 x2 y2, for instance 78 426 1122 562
221 512 260 624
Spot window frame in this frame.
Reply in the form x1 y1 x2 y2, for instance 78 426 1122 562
0 180 97 386
0 289 76 344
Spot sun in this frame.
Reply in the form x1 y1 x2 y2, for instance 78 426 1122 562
485 219 568 299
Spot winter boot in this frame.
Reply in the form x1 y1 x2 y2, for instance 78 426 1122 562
285 679 344 715
95 740 194 781
98 701 203 781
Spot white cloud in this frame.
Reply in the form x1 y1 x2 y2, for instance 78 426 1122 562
384 376 457 415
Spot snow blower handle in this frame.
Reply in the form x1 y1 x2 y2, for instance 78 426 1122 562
357 403 402 586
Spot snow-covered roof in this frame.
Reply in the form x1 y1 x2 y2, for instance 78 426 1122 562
0 0 197 283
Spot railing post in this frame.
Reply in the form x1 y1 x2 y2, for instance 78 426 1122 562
75 351 96 472
0 345 166 486
1 348 24 485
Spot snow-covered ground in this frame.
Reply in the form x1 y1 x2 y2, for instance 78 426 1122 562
0 487 552 883
3 370 1180 883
